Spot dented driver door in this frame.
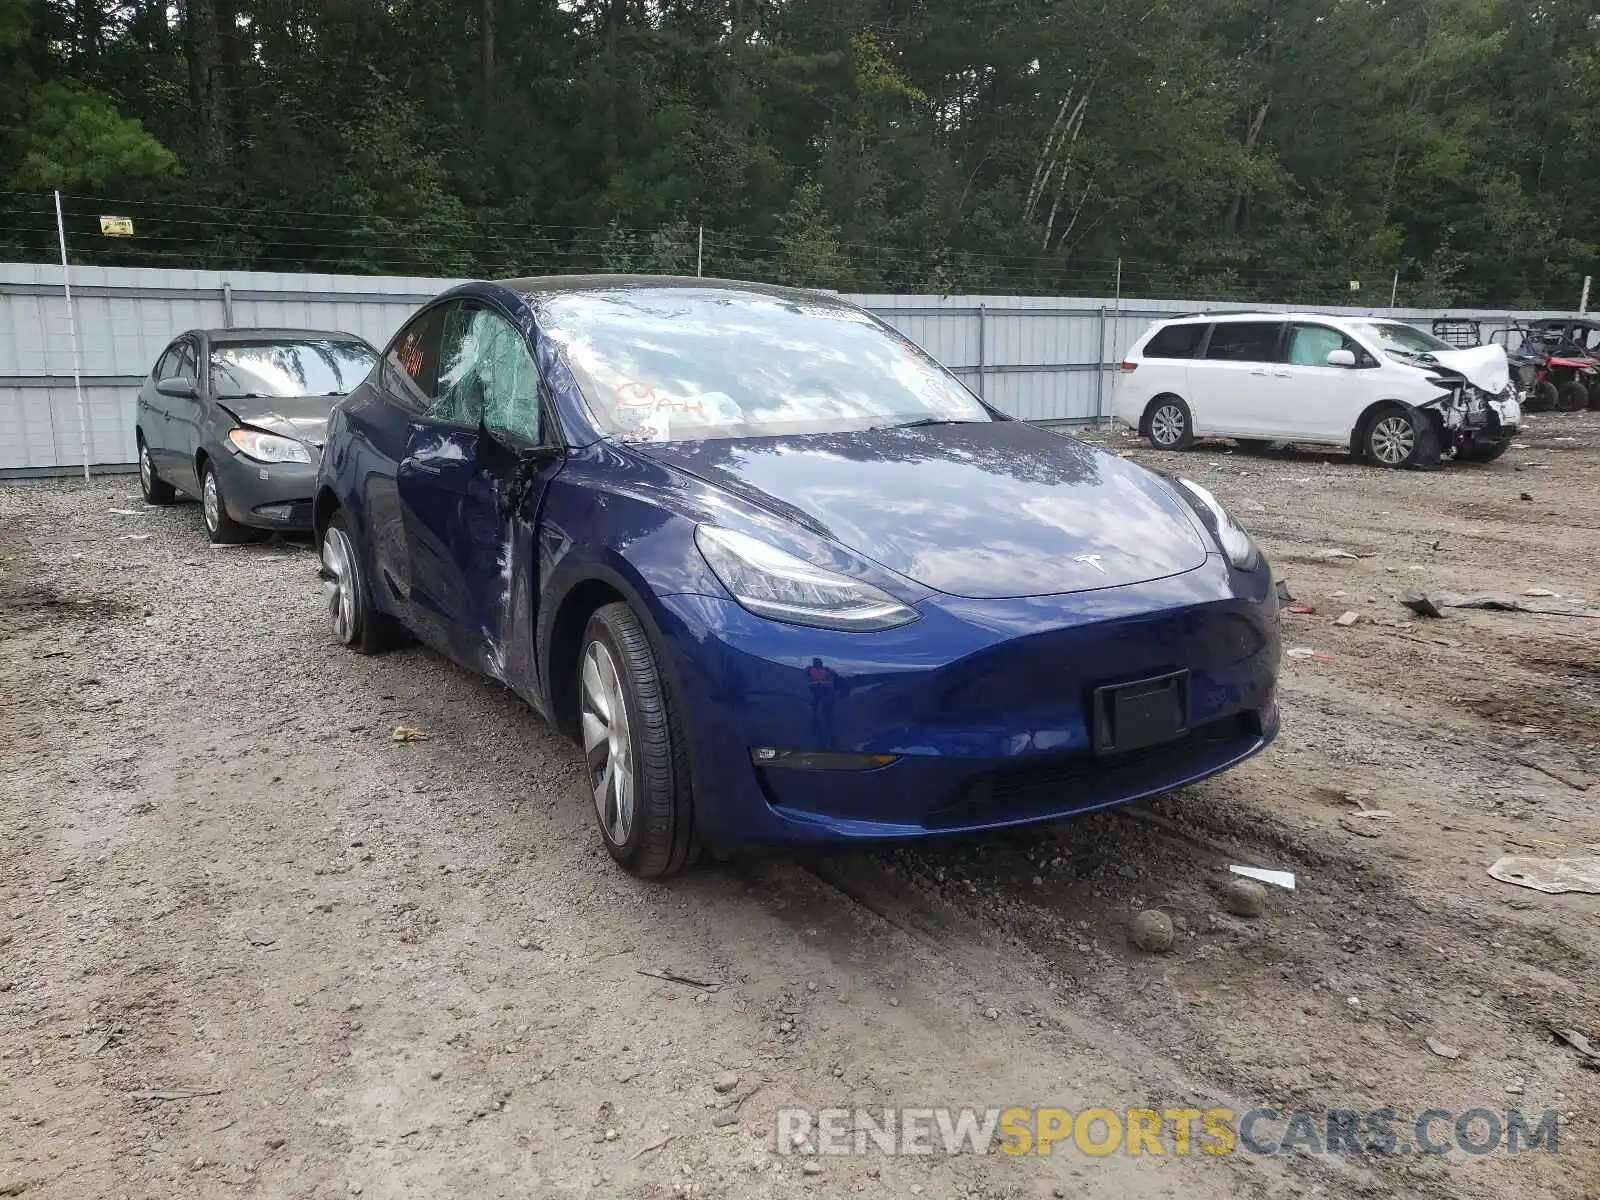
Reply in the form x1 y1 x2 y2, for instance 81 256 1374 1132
396 301 560 681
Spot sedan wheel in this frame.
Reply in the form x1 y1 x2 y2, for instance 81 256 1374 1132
582 640 636 847
318 512 400 654
199 463 260 544
577 603 695 878
1367 412 1416 467
138 442 176 505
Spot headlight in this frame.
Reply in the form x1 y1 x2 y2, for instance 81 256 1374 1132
228 428 312 464
1176 478 1260 570
694 525 918 632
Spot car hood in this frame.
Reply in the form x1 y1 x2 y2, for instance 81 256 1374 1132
634 422 1211 599
1405 345 1510 393
217 394 336 446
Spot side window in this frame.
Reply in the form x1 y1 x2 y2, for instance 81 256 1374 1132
154 343 182 380
173 342 198 383
1205 322 1283 363
386 305 449 411
1286 323 1360 367
1144 323 1208 359
434 305 543 442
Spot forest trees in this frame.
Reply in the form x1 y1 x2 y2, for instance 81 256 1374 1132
0 0 1595 306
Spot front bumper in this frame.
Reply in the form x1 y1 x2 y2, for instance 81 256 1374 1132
651 556 1281 849
213 449 318 530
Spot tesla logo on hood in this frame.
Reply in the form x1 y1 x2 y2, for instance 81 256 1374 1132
1074 553 1107 574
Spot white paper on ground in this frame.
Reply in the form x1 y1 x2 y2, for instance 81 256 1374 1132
1230 865 1296 890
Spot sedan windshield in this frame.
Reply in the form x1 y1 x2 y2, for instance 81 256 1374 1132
210 340 377 399
537 288 991 442
1352 321 1453 357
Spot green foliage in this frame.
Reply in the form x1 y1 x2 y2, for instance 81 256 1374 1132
0 0 1595 305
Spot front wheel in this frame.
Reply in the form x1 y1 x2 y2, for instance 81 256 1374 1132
1557 381 1589 412
579 603 695 879
200 461 263 544
1144 397 1195 451
1458 434 1511 463
1527 381 1559 412
1363 406 1423 468
319 512 402 654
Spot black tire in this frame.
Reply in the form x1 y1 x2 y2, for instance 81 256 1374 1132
1143 396 1195 451
137 438 177 505
1458 435 1511 463
1527 381 1559 412
1235 438 1273 453
318 510 402 654
199 460 264 544
1557 381 1589 412
578 602 695 879
1362 404 1424 469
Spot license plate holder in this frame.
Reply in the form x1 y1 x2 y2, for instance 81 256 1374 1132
1093 671 1189 755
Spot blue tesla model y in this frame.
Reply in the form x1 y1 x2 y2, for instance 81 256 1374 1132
313 277 1280 877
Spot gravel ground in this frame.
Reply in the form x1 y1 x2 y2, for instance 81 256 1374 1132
2 411 1598 1199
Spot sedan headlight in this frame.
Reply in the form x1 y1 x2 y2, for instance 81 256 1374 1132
1176 478 1260 570
694 525 918 632
228 428 312 464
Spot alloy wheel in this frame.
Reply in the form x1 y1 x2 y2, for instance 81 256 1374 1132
581 640 635 847
320 527 358 644
1151 404 1185 447
202 471 221 532
1369 415 1415 465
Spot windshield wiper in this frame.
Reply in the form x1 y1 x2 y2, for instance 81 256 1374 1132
884 416 982 429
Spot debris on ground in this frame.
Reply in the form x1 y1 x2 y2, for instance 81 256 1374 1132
1401 588 1446 618
1230 865 1295 890
1522 587 1560 598
1339 810 1394 837
1414 591 1600 618
1222 877 1267 918
1130 910 1174 953
243 927 276 946
1487 855 1600 895
1426 1037 1461 1060
1275 578 1295 604
1314 548 1361 562
1288 604 1316 615
1552 1028 1600 1068
1333 610 1360 626
1514 754 1595 791
390 725 431 742
1286 647 1334 662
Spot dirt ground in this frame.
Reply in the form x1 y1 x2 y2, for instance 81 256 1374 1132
2 413 1597 1200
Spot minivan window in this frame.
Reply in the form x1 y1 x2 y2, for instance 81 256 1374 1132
1286 324 1362 367
1204 322 1284 362
1144 323 1208 359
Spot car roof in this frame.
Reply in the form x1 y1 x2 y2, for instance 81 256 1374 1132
1528 317 1600 328
182 327 370 344
1157 311 1384 324
498 274 852 307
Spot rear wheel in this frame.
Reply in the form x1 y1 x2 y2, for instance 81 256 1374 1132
1144 397 1194 451
579 602 695 879
137 439 176 505
1557 380 1589 412
1363 405 1422 468
1527 381 1559 411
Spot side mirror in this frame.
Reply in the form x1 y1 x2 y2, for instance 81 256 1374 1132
1325 349 1357 368
156 378 198 399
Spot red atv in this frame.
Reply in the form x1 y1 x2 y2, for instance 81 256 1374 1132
1503 319 1600 411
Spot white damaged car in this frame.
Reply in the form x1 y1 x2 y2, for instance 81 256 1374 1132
1112 312 1522 467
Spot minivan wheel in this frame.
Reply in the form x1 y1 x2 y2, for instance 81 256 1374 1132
1364 406 1421 468
1145 397 1194 450
578 602 695 879
137 440 176 505
319 512 400 654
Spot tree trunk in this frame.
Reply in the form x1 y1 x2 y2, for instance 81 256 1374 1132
184 0 229 165
1224 97 1270 235
481 0 496 103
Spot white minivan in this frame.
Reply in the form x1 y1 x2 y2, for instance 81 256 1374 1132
1111 312 1522 467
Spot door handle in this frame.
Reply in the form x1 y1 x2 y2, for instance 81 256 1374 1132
1273 370 1293 378
1249 369 1270 377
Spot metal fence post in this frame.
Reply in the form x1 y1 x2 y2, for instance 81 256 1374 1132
976 303 987 400
53 190 91 481
221 281 234 328
1095 305 1108 425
